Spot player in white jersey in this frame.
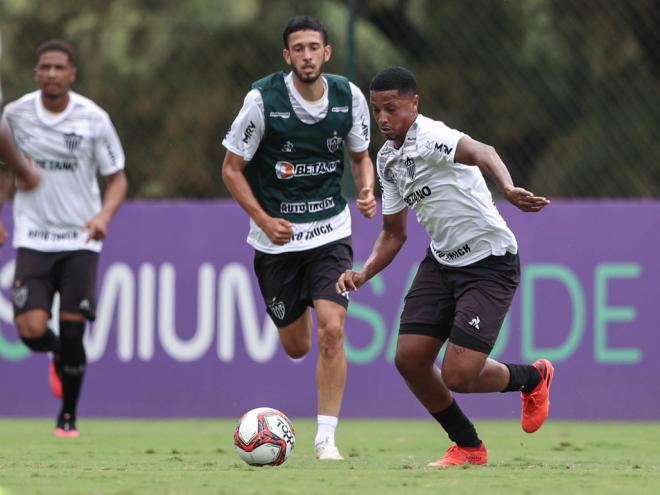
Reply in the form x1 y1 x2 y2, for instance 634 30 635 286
0 33 42 245
1 40 127 437
222 16 376 460
337 67 554 467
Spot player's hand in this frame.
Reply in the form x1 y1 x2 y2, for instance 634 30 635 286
81 214 110 242
504 187 550 212
0 221 7 246
261 217 294 245
15 156 42 191
336 269 367 294
356 187 376 219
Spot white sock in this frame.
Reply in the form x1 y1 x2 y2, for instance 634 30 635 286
315 415 338 447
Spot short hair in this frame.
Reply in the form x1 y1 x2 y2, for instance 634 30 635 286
36 39 76 66
370 66 417 94
282 15 328 48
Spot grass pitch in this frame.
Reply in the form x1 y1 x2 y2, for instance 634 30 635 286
0 419 658 495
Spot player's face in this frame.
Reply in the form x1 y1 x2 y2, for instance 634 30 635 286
34 51 76 98
370 89 419 147
283 30 331 84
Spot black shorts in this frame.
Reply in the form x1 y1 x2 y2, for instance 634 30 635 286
254 238 353 327
12 248 100 321
399 249 520 354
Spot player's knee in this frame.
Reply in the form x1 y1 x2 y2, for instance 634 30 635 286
394 347 424 378
281 338 311 359
441 366 475 393
317 321 344 356
15 318 47 339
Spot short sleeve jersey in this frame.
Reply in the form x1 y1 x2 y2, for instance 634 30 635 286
377 114 517 267
223 72 371 254
2 90 125 253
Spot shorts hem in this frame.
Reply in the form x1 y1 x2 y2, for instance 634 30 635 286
449 325 493 354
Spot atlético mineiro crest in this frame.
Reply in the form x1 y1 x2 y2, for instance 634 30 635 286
64 132 83 152
326 135 343 153
404 156 416 180
268 300 286 321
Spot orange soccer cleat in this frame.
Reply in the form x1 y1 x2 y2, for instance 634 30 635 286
427 442 488 467
48 355 63 399
521 358 555 433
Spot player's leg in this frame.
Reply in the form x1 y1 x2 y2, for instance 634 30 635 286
311 299 347 459
276 310 313 358
308 239 352 460
442 252 554 433
55 250 99 437
253 249 313 357
12 249 62 397
395 250 486 466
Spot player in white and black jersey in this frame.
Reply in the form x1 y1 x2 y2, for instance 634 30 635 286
0 33 42 245
1 40 127 437
222 16 376 460
337 67 554 467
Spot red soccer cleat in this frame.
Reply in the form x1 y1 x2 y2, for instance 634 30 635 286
49 355 63 399
521 358 555 433
427 442 488 467
55 413 79 438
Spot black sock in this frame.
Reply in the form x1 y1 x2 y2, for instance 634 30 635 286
430 399 481 448
20 328 61 353
59 321 87 418
502 363 541 393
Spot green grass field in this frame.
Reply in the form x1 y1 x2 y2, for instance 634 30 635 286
0 419 658 495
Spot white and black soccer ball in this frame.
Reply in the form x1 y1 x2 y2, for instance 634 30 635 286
233 407 296 466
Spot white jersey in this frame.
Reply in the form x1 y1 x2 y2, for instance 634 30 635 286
222 72 371 254
377 114 517 267
2 90 125 252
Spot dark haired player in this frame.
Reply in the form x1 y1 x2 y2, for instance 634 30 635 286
222 16 376 460
337 66 554 467
1 39 127 437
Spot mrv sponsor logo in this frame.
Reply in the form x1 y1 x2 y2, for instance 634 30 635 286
275 160 339 180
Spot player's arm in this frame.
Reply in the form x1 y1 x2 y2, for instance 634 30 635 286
0 120 40 190
347 83 376 218
349 149 376 219
82 170 127 241
221 151 293 245
454 135 550 212
336 208 407 293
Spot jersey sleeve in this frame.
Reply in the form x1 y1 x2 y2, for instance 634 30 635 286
346 82 370 153
377 153 406 215
425 121 465 165
221 89 266 161
95 113 125 175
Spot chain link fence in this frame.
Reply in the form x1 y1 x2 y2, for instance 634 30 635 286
1 0 658 198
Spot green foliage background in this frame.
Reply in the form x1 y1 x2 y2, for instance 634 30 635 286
1 0 659 198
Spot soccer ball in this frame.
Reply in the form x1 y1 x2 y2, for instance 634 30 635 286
233 407 296 466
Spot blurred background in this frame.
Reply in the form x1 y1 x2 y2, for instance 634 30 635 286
2 0 659 199
1 0 659 421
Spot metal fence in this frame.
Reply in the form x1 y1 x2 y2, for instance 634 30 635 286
1 0 658 198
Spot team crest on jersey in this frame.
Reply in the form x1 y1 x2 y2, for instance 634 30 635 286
281 140 295 153
64 132 83 152
268 300 286 320
404 156 416 180
326 135 343 153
